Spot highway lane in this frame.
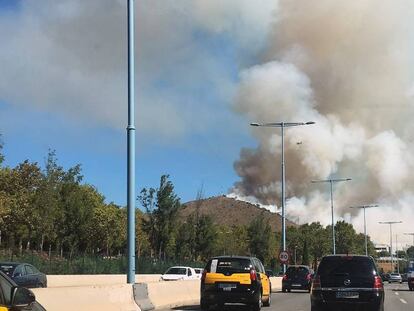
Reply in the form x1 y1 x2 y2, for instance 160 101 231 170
160 283 413 311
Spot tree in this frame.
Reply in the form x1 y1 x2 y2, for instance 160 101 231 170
91 203 125 256
0 161 43 253
334 221 359 254
138 175 181 260
0 134 4 166
247 212 272 264
407 246 414 259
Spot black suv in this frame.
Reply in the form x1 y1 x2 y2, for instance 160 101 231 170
311 255 384 311
282 265 313 292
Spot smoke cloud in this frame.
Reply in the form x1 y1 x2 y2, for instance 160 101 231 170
232 0 414 245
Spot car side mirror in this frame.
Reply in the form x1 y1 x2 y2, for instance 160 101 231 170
12 287 36 309
13 273 22 278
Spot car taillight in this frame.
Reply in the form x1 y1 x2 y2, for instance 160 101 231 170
250 269 257 281
373 276 383 289
306 273 312 281
312 275 321 290
282 274 288 281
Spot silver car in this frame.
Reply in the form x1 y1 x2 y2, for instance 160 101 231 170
388 272 402 284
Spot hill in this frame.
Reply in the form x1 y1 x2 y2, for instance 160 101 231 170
181 195 297 232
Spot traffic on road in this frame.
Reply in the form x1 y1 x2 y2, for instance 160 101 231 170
159 283 413 311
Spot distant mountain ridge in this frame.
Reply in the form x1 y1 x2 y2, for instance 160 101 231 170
181 195 297 232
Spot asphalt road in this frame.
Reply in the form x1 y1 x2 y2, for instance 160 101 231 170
161 283 413 311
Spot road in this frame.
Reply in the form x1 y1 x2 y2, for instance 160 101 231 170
160 283 413 311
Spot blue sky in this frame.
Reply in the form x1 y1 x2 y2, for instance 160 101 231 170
2 0 414 245
0 0 271 206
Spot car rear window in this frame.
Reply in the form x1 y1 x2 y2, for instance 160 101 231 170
165 267 187 275
317 257 376 276
207 258 252 274
0 265 16 277
286 266 309 277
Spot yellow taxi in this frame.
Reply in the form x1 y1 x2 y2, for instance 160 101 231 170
0 271 46 311
200 256 271 310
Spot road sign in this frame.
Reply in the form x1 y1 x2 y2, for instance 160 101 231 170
279 251 289 264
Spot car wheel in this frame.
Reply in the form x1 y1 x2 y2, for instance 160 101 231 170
282 287 286 293
251 292 262 311
263 293 271 307
311 305 323 311
287 288 291 293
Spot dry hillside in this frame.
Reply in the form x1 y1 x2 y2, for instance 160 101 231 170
180 195 296 232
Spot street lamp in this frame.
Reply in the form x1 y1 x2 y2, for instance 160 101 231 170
379 221 402 273
349 204 378 256
311 178 352 255
250 121 315 273
126 0 136 284
404 233 414 246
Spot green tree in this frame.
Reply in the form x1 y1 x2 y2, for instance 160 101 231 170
138 175 181 260
247 212 272 264
0 134 4 166
91 203 125 256
334 221 359 254
407 246 414 259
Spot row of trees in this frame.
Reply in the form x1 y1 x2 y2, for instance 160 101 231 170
285 221 377 269
0 137 394 270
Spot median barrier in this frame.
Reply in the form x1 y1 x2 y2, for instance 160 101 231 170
32 284 140 311
47 274 162 287
269 277 282 292
134 279 200 310
134 277 283 310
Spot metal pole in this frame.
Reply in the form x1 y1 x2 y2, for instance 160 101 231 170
330 180 336 255
127 0 136 284
390 224 393 273
281 123 286 273
364 207 368 256
396 234 400 274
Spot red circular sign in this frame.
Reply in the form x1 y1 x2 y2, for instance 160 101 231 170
279 251 289 264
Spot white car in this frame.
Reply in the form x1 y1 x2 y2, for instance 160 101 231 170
160 266 199 281
388 273 402 284
194 268 204 279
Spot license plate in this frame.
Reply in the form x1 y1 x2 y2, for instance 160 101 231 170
219 283 237 291
336 292 359 299
292 284 301 287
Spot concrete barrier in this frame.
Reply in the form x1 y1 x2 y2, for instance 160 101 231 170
135 280 200 310
269 277 282 292
134 277 283 310
32 275 283 311
47 274 161 287
32 284 140 311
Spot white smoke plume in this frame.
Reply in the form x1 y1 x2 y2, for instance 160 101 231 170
232 0 414 245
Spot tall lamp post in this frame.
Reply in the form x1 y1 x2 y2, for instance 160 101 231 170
349 204 378 256
311 178 351 255
126 0 136 284
250 121 315 273
379 221 402 273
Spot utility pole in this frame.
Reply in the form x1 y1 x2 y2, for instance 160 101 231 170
127 0 136 284
251 121 315 273
379 221 402 273
349 204 378 256
312 178 351 254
